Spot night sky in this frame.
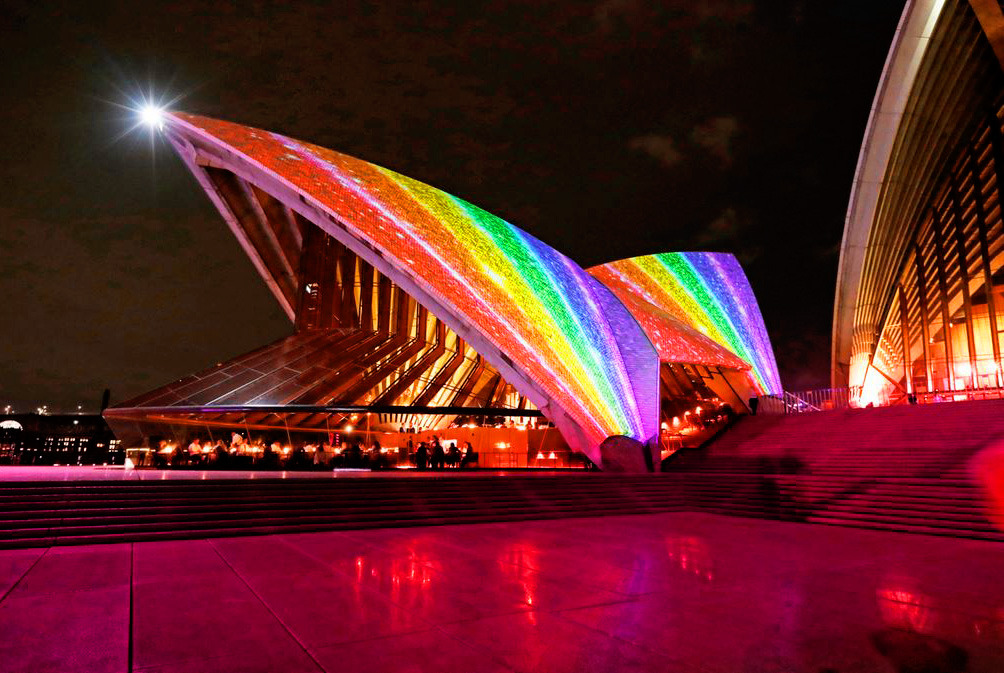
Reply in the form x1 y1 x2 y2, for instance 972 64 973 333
0 1 904 412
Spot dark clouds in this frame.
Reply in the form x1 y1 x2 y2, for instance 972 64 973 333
629 134 683 168
0 0 902 410
691 116 740 167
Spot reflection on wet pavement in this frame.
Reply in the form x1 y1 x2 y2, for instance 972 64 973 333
1 511 1003 672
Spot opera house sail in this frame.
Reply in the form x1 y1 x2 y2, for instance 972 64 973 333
105 112 780 469
833 0 1004 405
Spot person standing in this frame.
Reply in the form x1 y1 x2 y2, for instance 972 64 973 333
460 441 476 468
447 442 461 468
431 437 445 470
416 442 429 470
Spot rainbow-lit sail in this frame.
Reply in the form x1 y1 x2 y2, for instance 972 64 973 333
168 113 658 451
158 113 782 460
588 253 782 394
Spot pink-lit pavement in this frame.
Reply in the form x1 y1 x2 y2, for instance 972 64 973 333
2 512 1003 672
0 466 578 481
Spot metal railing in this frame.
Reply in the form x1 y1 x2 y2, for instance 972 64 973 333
759 388 852 415
759 384 1004 415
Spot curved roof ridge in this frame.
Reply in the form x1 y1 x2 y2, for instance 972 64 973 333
162 112 660 460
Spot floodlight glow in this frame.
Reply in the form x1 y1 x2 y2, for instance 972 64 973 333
139 104 165 130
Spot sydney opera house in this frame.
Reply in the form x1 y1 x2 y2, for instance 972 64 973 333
16 5 1004 670
102 0 1004 471
833 0 1004 406
103 112 781 470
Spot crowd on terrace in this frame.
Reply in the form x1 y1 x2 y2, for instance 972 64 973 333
144 433 481 471
130 397 735 471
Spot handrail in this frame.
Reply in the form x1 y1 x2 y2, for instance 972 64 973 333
759 387 851 415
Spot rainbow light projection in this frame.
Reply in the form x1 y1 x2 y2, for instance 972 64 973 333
169 113 658 451
603 287 753 372
159 112 783 459
588 253 782 394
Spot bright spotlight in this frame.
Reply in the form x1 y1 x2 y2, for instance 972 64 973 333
139 104 165 130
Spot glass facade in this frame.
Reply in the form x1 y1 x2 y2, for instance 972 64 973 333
834 0 1004 405
873 104 1004 398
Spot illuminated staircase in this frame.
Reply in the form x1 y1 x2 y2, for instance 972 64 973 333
0 475 690 548
4 400 1004 548
666 399 1004 540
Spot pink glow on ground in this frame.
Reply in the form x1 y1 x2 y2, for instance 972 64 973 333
2 512 1004 672
973 439 1004 533
0 466 581 482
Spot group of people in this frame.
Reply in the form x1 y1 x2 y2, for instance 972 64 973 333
145 433 479 471
410 437 477 470
148 434 388 470
150 438 232 468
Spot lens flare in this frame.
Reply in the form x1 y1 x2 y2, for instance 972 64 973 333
139 104 165 130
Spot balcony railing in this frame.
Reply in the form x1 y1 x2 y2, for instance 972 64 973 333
760 384 1004 414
